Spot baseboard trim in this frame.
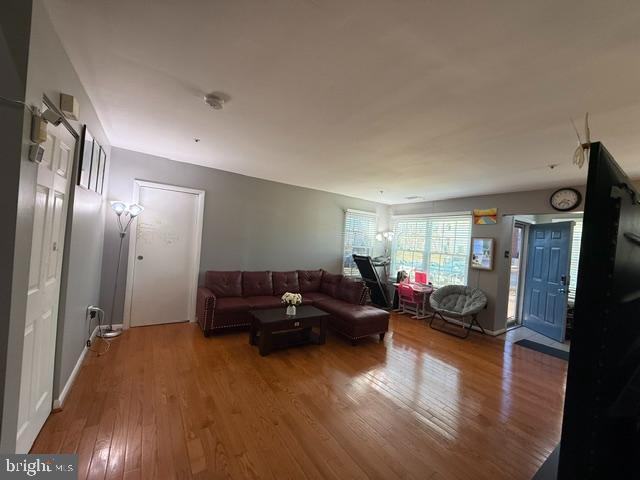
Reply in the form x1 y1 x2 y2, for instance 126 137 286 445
53 323 123 410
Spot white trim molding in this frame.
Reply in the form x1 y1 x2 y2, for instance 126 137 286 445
345 208 377 216
53 324 123 410
433 315 505 337
391 210 472 219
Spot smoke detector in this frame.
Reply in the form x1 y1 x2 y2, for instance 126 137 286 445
204 93 225 110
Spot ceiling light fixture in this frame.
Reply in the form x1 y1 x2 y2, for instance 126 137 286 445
204 93 225 110
376 231 394 242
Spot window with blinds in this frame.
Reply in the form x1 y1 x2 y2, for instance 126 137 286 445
342 210 377 276
391 214 472 286
553 218 583 301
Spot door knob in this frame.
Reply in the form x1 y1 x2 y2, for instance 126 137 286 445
137 255 144 260
558 288 566 293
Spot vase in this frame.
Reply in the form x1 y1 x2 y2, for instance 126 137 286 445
286 305 296 316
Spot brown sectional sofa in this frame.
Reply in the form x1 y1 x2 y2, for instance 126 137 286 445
196 269 389 343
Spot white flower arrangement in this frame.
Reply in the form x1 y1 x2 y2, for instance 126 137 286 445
281 292 302 306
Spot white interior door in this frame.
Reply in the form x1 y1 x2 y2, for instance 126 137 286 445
128 183 204 327
17 121 75 453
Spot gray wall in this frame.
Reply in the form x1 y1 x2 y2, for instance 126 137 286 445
0 0 33 453
1 0 110 452
101 147 388 325
390 184 587 332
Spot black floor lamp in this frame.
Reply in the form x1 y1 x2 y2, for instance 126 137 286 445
98 200 144 338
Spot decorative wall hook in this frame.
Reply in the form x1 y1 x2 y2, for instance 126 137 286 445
571 112 591 168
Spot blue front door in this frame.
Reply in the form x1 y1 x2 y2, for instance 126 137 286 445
522 222 573 342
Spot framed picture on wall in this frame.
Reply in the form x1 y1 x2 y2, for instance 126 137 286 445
470 237 494 270
78 126 93 188
89 136 100 191
97 147 106 194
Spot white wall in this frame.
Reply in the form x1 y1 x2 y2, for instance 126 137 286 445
1 0 111 452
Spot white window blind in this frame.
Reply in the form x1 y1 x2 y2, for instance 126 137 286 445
391 214 472 286
342 210 377 276
553 218 583 301
391 217 428 277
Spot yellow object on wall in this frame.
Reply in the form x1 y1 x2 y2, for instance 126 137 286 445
473 208 498 225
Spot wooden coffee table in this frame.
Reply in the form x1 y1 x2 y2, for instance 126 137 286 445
249 305 330 356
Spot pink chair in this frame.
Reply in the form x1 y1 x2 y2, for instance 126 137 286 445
398 283 427 319
414 271 427 284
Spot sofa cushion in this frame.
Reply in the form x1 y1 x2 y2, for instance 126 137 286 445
215 297 251 313
328 304 390 338
430 285 487 316
313 297 350 316
243 271 273 297
300 292 333 305
205 271 242 298
337 278 366 305
245 296 282 309
327 303 389 325
320 271 343 297
298 270 323 293
314 297 387 322
273 271 300 296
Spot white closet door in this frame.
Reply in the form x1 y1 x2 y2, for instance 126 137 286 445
17 121 75 453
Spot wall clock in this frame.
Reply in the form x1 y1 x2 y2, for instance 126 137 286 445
550 188 582 211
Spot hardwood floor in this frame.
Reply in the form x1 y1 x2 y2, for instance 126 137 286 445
32 314 567 479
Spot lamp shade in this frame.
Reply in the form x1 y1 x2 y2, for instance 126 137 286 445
128 204 144 217
110 201 127 216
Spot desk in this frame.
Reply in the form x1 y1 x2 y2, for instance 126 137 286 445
393 283 434 293
392 283 435 318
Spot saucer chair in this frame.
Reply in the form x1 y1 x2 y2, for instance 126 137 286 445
429 285 487 338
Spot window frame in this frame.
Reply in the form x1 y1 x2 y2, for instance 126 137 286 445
390 212 472 287
342 209 378 277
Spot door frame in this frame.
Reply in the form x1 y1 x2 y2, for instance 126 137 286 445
122 180 205 329
16 95 80 452
507 220 531 327
43 94 82 332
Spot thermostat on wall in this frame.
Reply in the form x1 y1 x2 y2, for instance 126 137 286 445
29 144 45 163
60 93 79 120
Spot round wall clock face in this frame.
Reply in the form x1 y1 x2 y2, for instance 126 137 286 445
550 188 582 211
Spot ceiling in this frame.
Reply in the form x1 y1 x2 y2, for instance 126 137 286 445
45 0 640 204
